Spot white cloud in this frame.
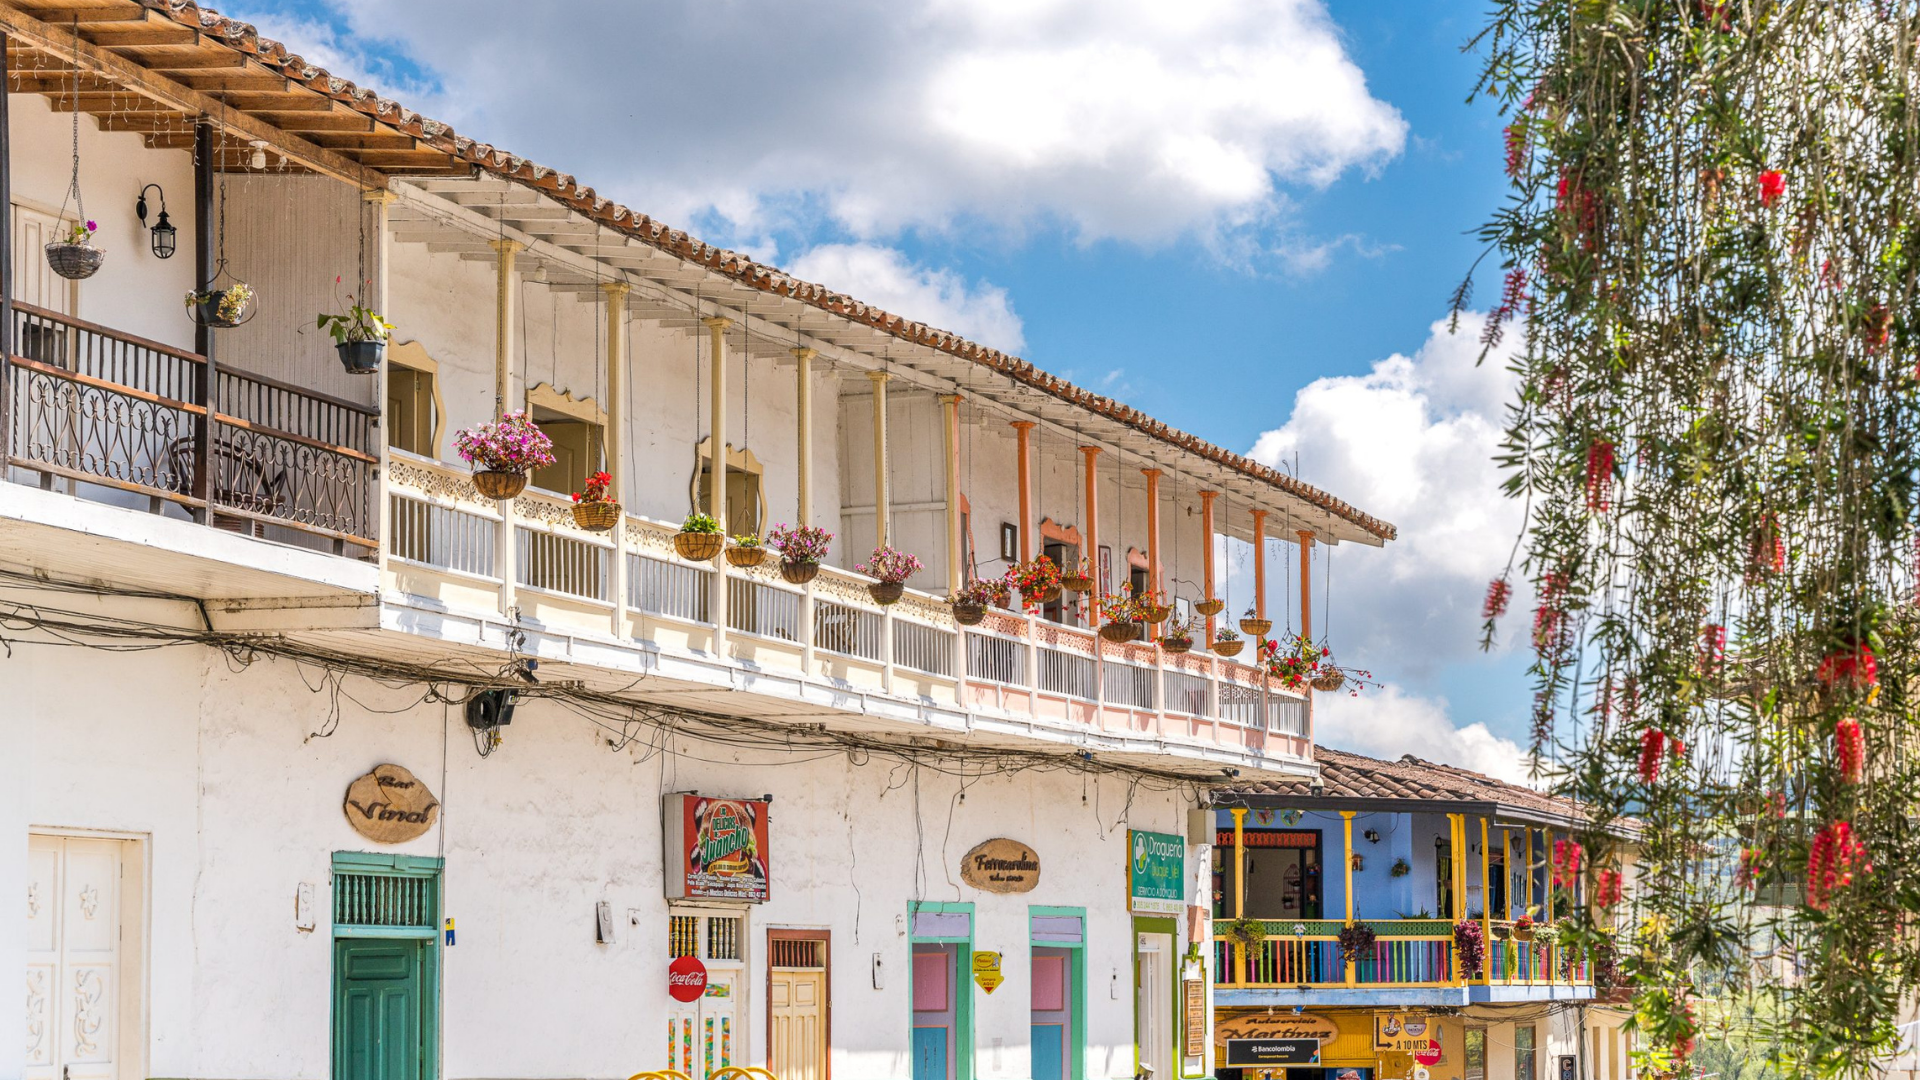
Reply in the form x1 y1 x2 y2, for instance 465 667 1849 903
787 244 1026 352
301 0 1403 252
1244 313 1532 775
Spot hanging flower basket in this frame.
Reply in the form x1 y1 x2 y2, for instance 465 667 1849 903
1143 602 1172 624
569 471 619 531
869 580 906 605
950 578 1009 626
953 601 987 626
1161 635 1193 654
1062 573 1095 594
858 545 923 605
1008 557 1064 611
1312 669 1348 693
726 544 767 568
780 559 821 585
320 292 394 376
676 532 724 561
472 470 526 500
186 283 255 328
1211 638 1245 658
1195 598 1226 617
46 241 104 280
1240 617 1273 638
1099 621 1141 644
336 340 385 374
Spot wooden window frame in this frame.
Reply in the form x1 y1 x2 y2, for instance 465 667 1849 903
386 340 445 460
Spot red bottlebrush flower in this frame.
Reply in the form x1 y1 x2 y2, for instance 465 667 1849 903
1769 791 1787 819
1550 838 1583 890
1836 716 1865 783
1669 734 1686 763
1585 440 1616 512
1735 847 1763 890
1866 304 1892 352
1503 124 1527 178
1482 577 1512 620
1638 729 1667 784
1555 171 1602 248
1749 514 1785 575
1817 643 1878 690
1820 258 1842 289
1807 821 1867 911
1698 624 1726 676
1697 0 1732 30
1593 868 1624 908
1757 170 1786 207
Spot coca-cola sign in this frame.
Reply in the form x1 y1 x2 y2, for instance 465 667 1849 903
669 954 709 1002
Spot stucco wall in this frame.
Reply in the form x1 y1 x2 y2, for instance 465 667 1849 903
12 627 1196 1080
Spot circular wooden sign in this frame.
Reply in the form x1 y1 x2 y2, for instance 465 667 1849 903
961 838 1040 893
343 763 440 844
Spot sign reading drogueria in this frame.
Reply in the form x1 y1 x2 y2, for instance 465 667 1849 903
960 838 1040 893
343 763 440 844
1128 829 1185 913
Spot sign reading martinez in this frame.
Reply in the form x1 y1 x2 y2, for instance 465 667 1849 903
1128 829 1185 914
663 793 771 903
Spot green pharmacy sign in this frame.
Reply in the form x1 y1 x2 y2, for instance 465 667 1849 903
1128 829 1185 914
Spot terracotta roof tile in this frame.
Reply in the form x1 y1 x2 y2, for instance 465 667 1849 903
1236 744 1607 827
116 1 1396 544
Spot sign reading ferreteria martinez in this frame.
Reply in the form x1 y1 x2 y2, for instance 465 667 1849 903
961 838 1039 893
663 793 771 903
343 763 440 844
1128 829 1185 914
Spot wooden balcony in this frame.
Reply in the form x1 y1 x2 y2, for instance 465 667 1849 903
4 303 378 553
1212 919 1591 991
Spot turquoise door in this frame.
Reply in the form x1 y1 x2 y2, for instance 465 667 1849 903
334 938 429 1080
1031 1026 1064 1080
913 1027 950 1080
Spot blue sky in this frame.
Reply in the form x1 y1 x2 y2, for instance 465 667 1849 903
227 0 1539 777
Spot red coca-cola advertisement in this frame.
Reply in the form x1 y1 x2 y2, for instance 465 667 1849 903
668 954 708 1002
1415 1039 1443 1067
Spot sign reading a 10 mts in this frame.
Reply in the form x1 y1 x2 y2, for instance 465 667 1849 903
1224 1039 1321 1066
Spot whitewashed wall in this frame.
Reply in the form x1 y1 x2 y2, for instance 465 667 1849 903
10 624 1193 1080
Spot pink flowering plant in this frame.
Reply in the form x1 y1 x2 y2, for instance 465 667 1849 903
952 577 1011 608
453 411 555 474
858 545 923 584
766 523 832 565
59 219 98 246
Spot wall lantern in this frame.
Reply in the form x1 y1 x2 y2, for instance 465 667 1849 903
1364 828 1381 844
134 184 175 259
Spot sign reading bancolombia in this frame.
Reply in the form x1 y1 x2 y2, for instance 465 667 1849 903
961 838 1040 893
343 764 440 844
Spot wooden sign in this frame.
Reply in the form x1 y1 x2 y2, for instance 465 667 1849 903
343 764 439 843
1216 1011 1340 1047
1375 1011 1434 1052
1183 977 1206 1058
972 951 1004 994
960 838 1040 893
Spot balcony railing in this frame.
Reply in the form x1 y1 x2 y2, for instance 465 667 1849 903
1211 919 1591 990
5 302 378 551
383 452 1311 763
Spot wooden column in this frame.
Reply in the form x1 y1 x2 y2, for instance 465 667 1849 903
1526 828 1535 915
603 281 631 637
1080 445 1101 574
1012 421 1036 562
191 119 215 519
366 188 396 567
1142 468 1162 639
943 395 965 594
0 32 14 473
869 370 891 550
1480 816 1493 983
1199 490 1219 645
490 237 522 615
704 316 731 654
1231 807 1248 986
792 347 816 527
1298 530 1315 638
1251 509 1268 623
1502 829 1513 920
1342 810 1357 987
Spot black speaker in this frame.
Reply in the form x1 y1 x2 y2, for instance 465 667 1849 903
465 689 517 730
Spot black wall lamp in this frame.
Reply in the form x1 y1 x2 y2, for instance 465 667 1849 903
134 184 175 259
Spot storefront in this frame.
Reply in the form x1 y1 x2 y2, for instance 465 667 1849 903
1212 1008 1463 1080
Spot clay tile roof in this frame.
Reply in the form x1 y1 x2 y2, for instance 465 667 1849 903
117 1 1395 543
1235 744 1611 829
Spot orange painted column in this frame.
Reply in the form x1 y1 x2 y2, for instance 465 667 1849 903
1012 421 1036 563
1142 468 1162 638
1080 445 1101 585
1298 529 1315 639
1251 509 1269 623
1200 490 1219 645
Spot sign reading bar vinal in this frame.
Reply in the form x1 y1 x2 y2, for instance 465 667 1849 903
1128 829 1185 914
663 794 770 903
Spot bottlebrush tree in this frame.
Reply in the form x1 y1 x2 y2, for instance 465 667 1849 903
1466 4 1920 1076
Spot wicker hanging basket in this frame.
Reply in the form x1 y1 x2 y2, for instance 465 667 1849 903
953 601 987 626
675 530 725 562
1161 637 1193 655
188 284 255 329
571 501 620 532
45 242 104 280
1194 598 1226 617
1211 638 1245 658
726 545 768 568
1311 669 1348 693
1062 574 1095 594
472 470 527 500
1028 584 1062 606
869 580 905 606
1240 618 1273 638
1143 603 1172 624
1099 621 1141 644
781 559 821 585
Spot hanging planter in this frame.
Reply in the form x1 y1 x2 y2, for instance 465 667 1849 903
769 522 833 585
454 411 553 502
46 221 104 280
858 545 924 607
781 560 821 586
726 535 767 568
675 512 726 562
569 471 620 532
1161 633 1193 654
1211 629 1245 658
1099 621 1141 644
1008 556 1064 611
869 581 905 605
953 602 986 626
186 281 256 329
1062 558 1095 594
319 287 395 376
1195 598 1226 618
1141 594 1172 624
1240 610 1273 638
950 578 1009 626
1312 669 1348 693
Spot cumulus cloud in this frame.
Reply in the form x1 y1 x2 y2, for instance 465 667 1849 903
787 244 1026 352
1244 314 1532 776
287 0 1403 252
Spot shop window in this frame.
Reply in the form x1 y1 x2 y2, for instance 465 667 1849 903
1466 1028 1487 1080
670 915 699 958
1516 1025 1537 1080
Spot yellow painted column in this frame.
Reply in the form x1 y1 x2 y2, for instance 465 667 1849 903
1546 829 1556 921
1341 810 1356 987
1080 445 1101 584
1480 817 1493 984
703 315 731 654
869 370 891 550
942 394 964 595
602 281 631 637
1447 813 1463 982
792 347 816 528
1231 807 1248 986
1297 530 1315 638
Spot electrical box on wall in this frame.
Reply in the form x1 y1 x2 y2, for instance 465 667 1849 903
1186 808 1212 845
596 901 616 944
872 952 886 989
1558 1057 1576 1080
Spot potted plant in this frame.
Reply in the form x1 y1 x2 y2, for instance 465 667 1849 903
1140 590 1172 624
1336 923 1378 965
1212 626 1244 658
1221 916 1268 950
726 533 767 568
1512 914 1537 942
1061 557 1095 594
1262 633 1325 690
1490 921 1512 941
569 470 619 531
1453 919 1486 979
1008 556 1063 610
45 218 103 280
950 577 1010 626
675 511 725 561
453 411 554 500
1312 667 1348 692
1160 619 1195 654
768 523 833 584
1194 596 1225 617
318 281 395 375
859 545 924 605
185 281 255 328
1239 604 1272 639
1389 858 1411 878
1097 589 1144 643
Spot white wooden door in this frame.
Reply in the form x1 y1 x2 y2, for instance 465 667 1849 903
12 203 79 317
1135 932 1171 1080
25 835 124 1080
668 909 747 1079
769 938 827 1080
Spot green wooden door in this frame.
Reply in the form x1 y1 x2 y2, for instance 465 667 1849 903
333 938 429 1080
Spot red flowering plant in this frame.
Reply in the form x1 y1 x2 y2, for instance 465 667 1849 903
454 411 555 474
571 470 613 505
1096 588 1145 625
1261 633 1325 690
1007 556 1063 612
